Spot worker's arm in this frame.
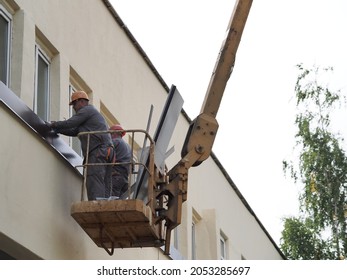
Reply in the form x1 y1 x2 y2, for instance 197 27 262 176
52 125 78 137
49 106 91 136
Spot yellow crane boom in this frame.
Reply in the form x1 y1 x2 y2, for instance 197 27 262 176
181 0 253 166
159 0 253 254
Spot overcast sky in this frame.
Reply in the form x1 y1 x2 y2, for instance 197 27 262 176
109 0 347 245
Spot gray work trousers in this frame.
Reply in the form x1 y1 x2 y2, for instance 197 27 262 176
108 173 128 198
85 146 114 200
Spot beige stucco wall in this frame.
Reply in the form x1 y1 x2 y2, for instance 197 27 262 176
188 160 281 259
0 0 283 259
0 104 81 259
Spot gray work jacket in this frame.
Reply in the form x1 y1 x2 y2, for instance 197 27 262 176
53 105 112 156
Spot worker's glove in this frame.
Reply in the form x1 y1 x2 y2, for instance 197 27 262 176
46 121 58 129
45 121 57 135
45 121 55 127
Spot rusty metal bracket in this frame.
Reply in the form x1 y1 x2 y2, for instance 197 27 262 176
99 226 115 256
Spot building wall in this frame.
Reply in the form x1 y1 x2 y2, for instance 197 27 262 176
0 0 284 259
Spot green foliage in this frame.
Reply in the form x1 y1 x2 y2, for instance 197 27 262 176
281 217 335 260
281 64 347 260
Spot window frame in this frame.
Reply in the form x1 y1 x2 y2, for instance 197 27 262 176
191 209 201 260
0 6 11 86
191 221 196 260
220 235 226 260
34 45 51 121
220 231 228 260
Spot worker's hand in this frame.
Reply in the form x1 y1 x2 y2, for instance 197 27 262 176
43 121 58 138
45 121 58 134
45 121 56 128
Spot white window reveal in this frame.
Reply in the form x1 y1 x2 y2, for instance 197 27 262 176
220 231 228 260
220 236 226 259
34 47 50 121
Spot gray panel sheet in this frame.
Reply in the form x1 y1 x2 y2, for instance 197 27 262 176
135 85 184 201
0 82 82 168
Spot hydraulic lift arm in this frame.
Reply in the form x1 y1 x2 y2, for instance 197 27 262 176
158 0 253 255
181 0 253 165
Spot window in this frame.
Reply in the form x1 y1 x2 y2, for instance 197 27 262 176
34 47 50 121
191 209 201 260
0 7 11 85
69 68 92 156
191 221 196 260
220 236 226 259
69 84 82 156
220 231 228 260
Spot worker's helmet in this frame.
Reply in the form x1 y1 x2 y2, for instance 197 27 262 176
69 91 89 105
110 124 126 137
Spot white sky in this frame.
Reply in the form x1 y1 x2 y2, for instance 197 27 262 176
109 0 347 246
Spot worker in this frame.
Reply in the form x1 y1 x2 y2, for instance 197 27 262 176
109 124 131 198
47 91 114 200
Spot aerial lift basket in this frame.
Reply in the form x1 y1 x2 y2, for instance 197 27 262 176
71 199 164 255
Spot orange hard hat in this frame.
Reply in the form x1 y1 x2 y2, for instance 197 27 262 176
69 91 89 105
110 124 126 137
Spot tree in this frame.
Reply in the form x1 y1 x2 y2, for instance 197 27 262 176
281 217 335 260
281 64 347 260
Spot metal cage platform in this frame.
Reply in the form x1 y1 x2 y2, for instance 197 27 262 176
71 199 164 255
